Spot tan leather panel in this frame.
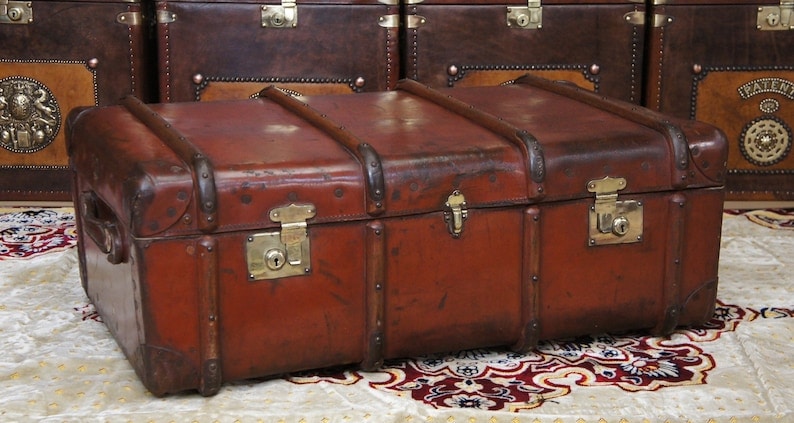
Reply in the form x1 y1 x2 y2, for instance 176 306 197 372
695 70 794 171
0 62 96 166
451 69 596 91
198 81 357 102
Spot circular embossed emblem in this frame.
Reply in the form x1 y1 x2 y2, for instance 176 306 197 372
0 76 61 153
739 116 792 166
759 98 780 114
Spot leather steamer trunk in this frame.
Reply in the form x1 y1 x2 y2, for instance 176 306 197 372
0 0 154 201
402 0 646 103
645 0 794 200
67 75 727 396
156 0 399 102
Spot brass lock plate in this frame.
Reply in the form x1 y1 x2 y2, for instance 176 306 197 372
507 1 542 29
245 203 315 280
0 1 33 24
757 0 793 31
587 177 643 246
588 200 643 246
261 0 297 28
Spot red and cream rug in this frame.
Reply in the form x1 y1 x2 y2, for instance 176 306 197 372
0 207 792 422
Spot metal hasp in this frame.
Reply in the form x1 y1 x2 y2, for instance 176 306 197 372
758 0 793 30
507 0 542 29
246 203 316 280
444 190 468 238
261 0 297 28
0 0 32 24
587 176 643 246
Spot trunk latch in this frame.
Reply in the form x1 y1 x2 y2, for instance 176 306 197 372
507 0 542 29
757 0 793 30
587 177 643 246
261 0 297 28
0 0 32 24
246 203 316 280
444 190 468 238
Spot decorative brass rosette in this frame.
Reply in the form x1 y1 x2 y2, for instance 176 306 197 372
739 115 792 166
0 76 61 153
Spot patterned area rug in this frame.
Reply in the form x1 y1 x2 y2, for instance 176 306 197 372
0 208 77 259
288 301 786 412
1 207 793 422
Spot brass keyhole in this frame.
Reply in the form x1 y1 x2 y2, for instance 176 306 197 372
766 12 780 26
270 12 286 26
516 13 530 27
7 7 22 21
265 249 286 270
612 216 630 236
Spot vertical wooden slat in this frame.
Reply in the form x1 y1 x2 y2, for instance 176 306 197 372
513 206 541 352
362 220 386 370
197 236 221 396
654 193 686 335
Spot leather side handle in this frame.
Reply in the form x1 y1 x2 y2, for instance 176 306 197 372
80 191 127 265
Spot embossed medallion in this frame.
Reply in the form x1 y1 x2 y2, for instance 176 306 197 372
739 116 792 166
0 76 61 153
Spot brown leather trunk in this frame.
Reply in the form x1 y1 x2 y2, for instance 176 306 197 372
68 76 727 397
156 0 399 102
0 0 154 201
403 0 646 103
645 0 794 200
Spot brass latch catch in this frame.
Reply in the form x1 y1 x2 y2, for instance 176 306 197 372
0 0 32 24
246 203 316 280
587 176 643 246
261 0 297 28
444 190 468 238
507 0 542 29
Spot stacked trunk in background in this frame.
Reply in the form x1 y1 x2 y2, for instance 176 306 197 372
155 0 400 102
5 0 793 201
402 0 647 104
0 0 153 201
645 0 794 200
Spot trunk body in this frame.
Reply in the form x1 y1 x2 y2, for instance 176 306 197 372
68 77 727 396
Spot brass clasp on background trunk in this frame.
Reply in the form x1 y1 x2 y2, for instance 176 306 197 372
0 0 32 24
261 0 297 28
507 0 542 29
757 0 793 30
